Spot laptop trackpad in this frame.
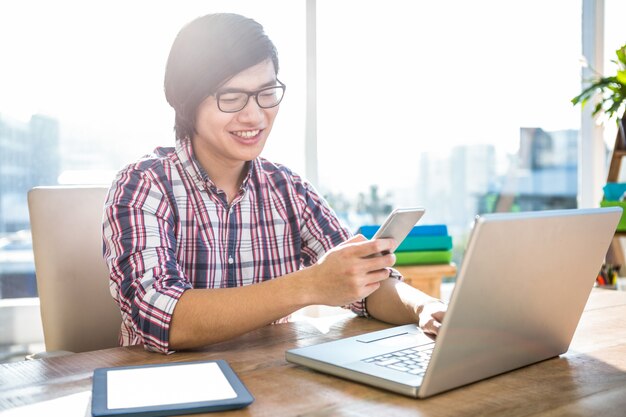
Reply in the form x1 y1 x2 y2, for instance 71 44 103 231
357 331 410 343
356 326 433 347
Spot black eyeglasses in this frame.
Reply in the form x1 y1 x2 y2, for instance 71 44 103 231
215 80 286 113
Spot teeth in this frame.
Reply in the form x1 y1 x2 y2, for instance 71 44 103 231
233 129 260 138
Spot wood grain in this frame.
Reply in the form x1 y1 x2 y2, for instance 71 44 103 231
395 264 458 298
1 289 625 416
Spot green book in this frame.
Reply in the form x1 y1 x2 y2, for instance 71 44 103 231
396 235 453 252
394 250 452 266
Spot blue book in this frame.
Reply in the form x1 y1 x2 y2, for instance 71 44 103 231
396 235 453 252
357 224 448 239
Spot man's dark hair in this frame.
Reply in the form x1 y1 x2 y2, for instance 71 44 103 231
164 13 279 141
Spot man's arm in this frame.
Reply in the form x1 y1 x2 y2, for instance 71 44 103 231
169 236 396 350
365 276 447 336
169 272 309 350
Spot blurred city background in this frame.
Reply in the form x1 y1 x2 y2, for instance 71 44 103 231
1 0 624 361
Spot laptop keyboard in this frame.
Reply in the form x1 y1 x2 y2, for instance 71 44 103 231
362 344 434 377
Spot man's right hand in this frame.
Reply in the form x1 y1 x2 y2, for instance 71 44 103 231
304 234 396 306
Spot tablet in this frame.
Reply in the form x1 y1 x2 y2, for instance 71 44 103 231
91 360 254 417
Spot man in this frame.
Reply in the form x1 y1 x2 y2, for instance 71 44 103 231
102 13 446 353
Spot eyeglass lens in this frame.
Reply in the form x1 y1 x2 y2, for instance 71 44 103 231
218 86 284 112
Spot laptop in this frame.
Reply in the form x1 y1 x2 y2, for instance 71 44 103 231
286 208 621 398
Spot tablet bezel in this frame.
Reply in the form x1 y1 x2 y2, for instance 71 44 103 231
91 359 254 417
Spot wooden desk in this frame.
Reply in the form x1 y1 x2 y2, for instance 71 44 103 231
395 264 457 299
2 289 626 416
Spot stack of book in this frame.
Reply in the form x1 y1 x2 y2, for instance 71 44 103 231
357 224 453 266
600 182 626 231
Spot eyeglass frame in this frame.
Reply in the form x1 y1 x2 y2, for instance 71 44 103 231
215 79 286 113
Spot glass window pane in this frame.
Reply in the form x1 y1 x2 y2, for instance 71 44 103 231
603 0 626 166
0 0 304 356
318 0 582 264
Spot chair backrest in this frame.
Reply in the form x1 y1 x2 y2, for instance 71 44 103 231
28 186 121 353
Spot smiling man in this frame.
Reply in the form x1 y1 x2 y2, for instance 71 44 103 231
102 13 446 354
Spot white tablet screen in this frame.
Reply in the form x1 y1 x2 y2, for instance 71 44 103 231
106 362 237 409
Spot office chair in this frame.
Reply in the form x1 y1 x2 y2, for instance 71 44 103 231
27 186 121 354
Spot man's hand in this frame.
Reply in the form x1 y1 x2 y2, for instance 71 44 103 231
418 301 447 336
305 235 396 306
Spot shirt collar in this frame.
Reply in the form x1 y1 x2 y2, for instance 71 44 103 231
175 137 257 195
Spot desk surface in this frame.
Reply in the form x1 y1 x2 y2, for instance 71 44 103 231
2 288 626 417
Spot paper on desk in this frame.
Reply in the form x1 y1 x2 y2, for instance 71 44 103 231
292 309 355 334
0 391 91 417
107 362 237 409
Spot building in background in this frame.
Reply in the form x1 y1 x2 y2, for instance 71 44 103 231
485 128 579 214
325 128 580 266
0 114 60 233
0 114 60 298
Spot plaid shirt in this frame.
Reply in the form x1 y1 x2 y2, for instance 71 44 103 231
102 138 367 353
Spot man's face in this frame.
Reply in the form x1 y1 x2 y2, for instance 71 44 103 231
192 60 281 166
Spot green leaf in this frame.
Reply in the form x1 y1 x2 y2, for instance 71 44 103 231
593 101 603 116
572 45 626 121
616 46 626 67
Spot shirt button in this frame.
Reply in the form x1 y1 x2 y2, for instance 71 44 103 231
228 257 234 264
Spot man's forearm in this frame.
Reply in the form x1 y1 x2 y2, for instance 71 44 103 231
168 270 311 350
365 278 439 325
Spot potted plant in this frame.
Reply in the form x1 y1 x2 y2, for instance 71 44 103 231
572 43 626 140
573 44 626 244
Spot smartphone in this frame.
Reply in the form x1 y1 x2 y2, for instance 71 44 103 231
371 208 426 254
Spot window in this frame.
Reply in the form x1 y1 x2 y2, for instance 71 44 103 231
0 0 305 356
317 0 583 263
0 0 621 359
604 0 626 157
